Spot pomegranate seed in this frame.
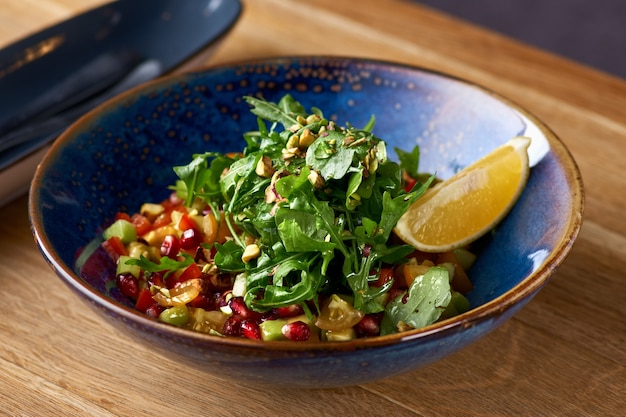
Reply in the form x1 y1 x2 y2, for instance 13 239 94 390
261 311 278 321
273 304 304 318
228 297 262 320
387 288 404 303
216 293 230 309
116 273 139 299
147 271 165 287
282 321 311 341
160 234 180 258
145 304 165 318
401 292 410 304
180 227 202 250
355 313 382 337
373 267 395 288
241 320 262 340
222 315 244 337
188 293 217 310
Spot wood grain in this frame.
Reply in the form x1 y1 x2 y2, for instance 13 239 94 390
1 0 625 415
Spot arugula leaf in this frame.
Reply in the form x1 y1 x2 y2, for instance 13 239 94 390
241 201 281 245
246 257 325 309
362 115 376 132
214 240 245 272
380 267 452 335
125 254 194 278
278 94 307 119
395 145 420 180
376 178 433 244
168 94 444 335
274 168 311 200
346 170 377 211
219 154 258 202
374 244 416 265
172 153 209 206
244 95 300 130
276 213 336 253
305 130 356 180
172 152 235 205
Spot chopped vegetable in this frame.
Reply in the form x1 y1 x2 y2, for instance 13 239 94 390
103 219 137 244
96 94 475 341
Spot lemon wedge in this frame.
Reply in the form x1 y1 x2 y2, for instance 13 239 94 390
395 136 532 253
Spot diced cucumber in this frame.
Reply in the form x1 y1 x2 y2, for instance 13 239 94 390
453 248 477 271
440 291 471 319
116 255 141 278
103 219 137 244
260 319 288 341
450 290 470 313
159 305 190 327
439 262 455 282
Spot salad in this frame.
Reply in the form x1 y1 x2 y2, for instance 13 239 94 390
99 94 475 342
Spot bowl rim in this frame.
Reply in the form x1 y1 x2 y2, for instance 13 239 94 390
29 55 585 352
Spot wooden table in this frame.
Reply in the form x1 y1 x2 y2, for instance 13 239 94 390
1 1 624 415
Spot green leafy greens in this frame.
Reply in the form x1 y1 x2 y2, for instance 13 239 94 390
171 94 450 333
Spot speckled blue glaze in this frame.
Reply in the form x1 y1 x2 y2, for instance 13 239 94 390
29 57 584 388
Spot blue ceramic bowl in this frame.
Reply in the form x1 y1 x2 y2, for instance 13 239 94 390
29 57 584 388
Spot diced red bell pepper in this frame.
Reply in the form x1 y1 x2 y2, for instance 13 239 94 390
135 288 156 313
166 262 202 288
131 213 152 236
161 195 186 214
178 213 198 232
152 212 172 229
179 262 202 282
102 236 128 261
115 212 132 222
403 178 417 193
178 213 203 250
